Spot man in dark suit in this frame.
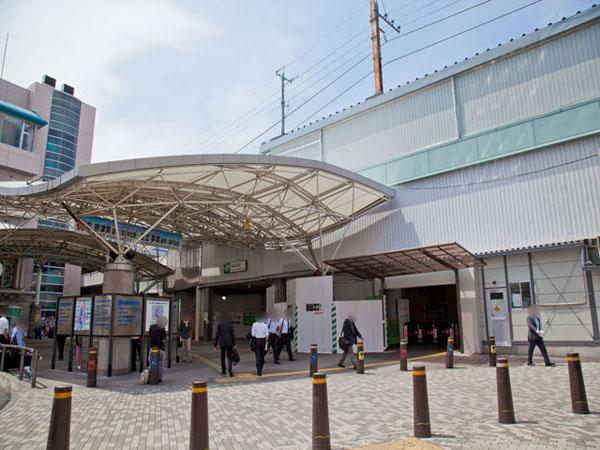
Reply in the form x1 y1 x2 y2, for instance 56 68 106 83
527 305 555 367
338 313 362 369
213 312 236 377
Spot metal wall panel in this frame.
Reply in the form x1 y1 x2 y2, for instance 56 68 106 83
269 130 320 156
456 22 600 135
322 80 456 171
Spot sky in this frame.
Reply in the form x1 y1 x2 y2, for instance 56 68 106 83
0 0 596 163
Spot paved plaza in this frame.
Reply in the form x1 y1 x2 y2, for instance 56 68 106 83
0 347 598 450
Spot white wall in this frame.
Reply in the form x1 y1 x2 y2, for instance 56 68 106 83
334 300 385 353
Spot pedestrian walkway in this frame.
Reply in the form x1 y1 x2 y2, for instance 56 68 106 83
0 353 598 449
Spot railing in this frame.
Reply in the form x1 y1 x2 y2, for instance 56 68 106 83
0 343 40 388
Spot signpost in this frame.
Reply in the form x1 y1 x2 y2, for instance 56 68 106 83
223 260 247 274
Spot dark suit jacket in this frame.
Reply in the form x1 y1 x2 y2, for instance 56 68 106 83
527 316 542 340
341 319 362 345
214 320 236 347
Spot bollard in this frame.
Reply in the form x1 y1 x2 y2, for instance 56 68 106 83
31 349 38 389
446 337 454 369
189 380 209 450
567 353 589 414
309 343 318 377
399 339 408 371
496 358 515 424
18 348 26 380
312 373 331 450
86 348 97 388
356 341 365 374
148 347 160 385
488 336 497 367
47 385 72 450
412 366 431 438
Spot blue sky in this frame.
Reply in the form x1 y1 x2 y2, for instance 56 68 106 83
0 0 596 162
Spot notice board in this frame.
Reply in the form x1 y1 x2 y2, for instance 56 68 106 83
56 297 75 335
93 295 113 336
73 297 92 335
113 295 143 336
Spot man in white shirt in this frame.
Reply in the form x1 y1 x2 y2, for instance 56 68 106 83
276 314 295 362
251 316 269 376
0 312 8 336
266 318 280 364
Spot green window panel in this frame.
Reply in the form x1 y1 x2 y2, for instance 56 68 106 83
359 164 386 184
476 122 535 159
386 152 428 185
533 102 600 145
429 138 478 172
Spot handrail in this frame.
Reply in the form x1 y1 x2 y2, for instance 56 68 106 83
0 343 40 388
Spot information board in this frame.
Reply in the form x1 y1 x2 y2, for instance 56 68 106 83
170 300 178 333
73 297 92 334
113 295 143 336
56 297 75 335
145 298 170 332
93 295 113 336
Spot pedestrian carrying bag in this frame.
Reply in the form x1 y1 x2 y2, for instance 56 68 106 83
338 336 350 351
231 347 240 365
250 337 256 352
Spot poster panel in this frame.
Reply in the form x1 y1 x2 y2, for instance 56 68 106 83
113 295 143 336
93 295 113 336
490 298 506 319
170 300 178 333
56 297 75 335
145 298 170 332
73 297 92 335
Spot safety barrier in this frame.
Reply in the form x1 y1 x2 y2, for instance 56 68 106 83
0 343 40 388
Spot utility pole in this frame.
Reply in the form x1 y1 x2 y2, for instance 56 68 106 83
276 68 296 135
370 0 400 95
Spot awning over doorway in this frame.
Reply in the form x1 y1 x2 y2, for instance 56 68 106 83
324 242 484 279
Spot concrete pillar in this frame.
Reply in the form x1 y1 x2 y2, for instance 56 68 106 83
102 258 135 295
194 286 201 341
458 268 483 355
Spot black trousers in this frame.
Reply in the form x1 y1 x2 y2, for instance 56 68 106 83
220 345 234 373
56 335 67 360
254 338 266 375
276 333 293 360
268 333 279 362
528 335 551 364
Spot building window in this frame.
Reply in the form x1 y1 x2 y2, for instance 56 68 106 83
510 281 532 308
0 113 34 151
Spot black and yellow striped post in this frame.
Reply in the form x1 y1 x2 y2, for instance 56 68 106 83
309 344 318 377
190 380 209 450
412 366 431 438
567 353 589 415
356 341 365 374
148 347 160 385
312 373 331 450
488 336 496 367
47 385 72 450
445 337 454 369
496 358 515 424
399 338 408 371
86 347 97 388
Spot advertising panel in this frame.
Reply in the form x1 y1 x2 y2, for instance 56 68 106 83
145 298 170 332
113 295 143 336
73 297 92 335
93 295 113 336
56 297 75 335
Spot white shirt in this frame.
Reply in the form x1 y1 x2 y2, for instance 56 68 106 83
0 316 8 334
278 318 290 334
251 321 269 339
266 319 277 334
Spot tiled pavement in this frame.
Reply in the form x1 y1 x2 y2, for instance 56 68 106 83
0 350 598 449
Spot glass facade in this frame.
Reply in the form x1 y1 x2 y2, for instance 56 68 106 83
43 90 81 180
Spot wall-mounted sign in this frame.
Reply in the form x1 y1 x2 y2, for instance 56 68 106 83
114 295 143 336
224 260 247 274
93 295 112 336
242 312 256 326
7 305 22 319
306 303 322 312
145 298 170 332
74 298 92 334
56 298 74 335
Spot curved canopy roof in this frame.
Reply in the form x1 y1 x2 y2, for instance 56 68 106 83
0 155 394 248
0 229 173 279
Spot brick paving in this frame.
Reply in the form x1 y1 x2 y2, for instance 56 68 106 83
0 352 598 449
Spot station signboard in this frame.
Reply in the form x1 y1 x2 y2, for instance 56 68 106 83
223 260 247 274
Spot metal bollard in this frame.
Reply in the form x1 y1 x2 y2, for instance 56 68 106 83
148 347 160 385
47 385 72 450
356 341 365 374
312 373 331 450
446 337 454 369
399 339 408 371
189 380 209 450
86 348 97 388
309 343 318 377
412 366 431 438
496 358 515 424
567 353 589 414
31 349 39 389
18 348 25 380
488 336 496 367
0 346 5 372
